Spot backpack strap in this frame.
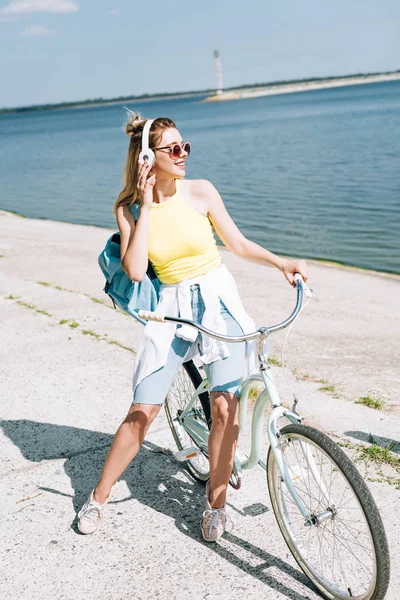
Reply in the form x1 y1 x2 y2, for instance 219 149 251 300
129 201 141 222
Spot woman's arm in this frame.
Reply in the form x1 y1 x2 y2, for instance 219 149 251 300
199 180 308 286
116 161 155 282
116 205 151 282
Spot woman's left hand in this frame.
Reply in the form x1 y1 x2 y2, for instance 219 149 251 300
280 258 308 287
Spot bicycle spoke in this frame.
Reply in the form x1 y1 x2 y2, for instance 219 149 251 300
283 448 328 508
321 526 373 591
269 428 381 599
166 364 210 480
321 524 373 567
332 525 349 595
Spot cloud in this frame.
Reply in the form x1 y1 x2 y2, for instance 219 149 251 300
22 24 58 35
2 0 78 14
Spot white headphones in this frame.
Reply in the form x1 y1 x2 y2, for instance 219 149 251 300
139 119 155 167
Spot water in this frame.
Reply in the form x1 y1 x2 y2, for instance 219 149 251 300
1 81 400 274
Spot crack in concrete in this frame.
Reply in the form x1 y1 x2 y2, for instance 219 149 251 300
2 291 136 354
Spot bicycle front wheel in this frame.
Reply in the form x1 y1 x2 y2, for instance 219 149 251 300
165 360 210 482
267 424 390 600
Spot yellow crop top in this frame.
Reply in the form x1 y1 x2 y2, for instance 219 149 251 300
148 180 221 284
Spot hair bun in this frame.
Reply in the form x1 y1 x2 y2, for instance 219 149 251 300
124 109 146 137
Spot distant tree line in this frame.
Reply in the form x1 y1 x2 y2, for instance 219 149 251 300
1 69 399 114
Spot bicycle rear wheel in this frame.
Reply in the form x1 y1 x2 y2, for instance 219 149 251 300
267 424 390 600
165 360 210 482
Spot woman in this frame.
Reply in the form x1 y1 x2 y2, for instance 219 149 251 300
78 115 308 541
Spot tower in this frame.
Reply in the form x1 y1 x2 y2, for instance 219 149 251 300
214 50 223 95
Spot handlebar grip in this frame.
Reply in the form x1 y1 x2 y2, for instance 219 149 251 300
294 273 313 299
137 310 166 322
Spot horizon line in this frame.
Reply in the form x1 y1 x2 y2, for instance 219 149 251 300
1 68 399 114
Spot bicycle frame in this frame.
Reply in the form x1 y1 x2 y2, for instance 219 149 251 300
140 277 320 522
177 358 318 521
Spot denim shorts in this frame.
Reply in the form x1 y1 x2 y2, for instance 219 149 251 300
133 284 245 405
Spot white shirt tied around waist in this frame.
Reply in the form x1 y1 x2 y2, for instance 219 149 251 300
132 263 257 396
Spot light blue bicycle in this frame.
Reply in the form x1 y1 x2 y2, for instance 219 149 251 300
139 275 390 600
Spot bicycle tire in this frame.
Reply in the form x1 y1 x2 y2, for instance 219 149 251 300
267 424 390 600
165 360 211 482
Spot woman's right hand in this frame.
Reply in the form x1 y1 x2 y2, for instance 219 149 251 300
137 160 156 208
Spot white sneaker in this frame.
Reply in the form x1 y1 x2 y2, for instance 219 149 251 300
200 480 227 543
77 490 109 535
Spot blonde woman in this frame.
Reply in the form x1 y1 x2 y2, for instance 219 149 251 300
78 116 308 541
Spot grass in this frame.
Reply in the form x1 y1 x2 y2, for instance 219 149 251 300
366 475 400 490
248 386 262 401
16 300 51 317
35 308 52 316
318 384 336 393
17 301 35 310
58 318 135 352
4 290 137 354
298 373 311 381
34 280 116 310
356 395 385 410
359 443 400 490
5 294 51 316
81 329 101 339
90 297 108 305
336 440 358 451
108 340 136 354
337 434 400 490
268 356 282 367
359 443 400 468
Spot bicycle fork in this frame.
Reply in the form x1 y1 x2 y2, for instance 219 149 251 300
260 365 334 527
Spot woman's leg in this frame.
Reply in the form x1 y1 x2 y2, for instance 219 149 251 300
207 391 239 508
93 332 193 504
206 301 245 509
94 402 161 503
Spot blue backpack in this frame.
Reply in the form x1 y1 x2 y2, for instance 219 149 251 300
98 202 161 323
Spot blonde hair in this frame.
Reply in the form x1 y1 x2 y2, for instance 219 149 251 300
113 113 176 214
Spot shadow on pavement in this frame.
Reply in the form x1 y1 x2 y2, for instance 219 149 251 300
345 430 400 454
1 419 319 600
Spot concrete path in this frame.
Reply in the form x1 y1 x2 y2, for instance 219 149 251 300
1 213 399 599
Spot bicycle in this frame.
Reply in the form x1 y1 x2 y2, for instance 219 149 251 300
138 275 390 600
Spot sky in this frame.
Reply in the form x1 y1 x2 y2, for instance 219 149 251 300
0 0 399 108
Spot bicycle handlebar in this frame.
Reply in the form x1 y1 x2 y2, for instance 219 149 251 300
138 274 312 344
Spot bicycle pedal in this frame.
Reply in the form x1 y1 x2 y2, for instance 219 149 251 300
174 447 201 462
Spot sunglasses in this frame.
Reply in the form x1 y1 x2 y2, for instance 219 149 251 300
153 141 191 159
